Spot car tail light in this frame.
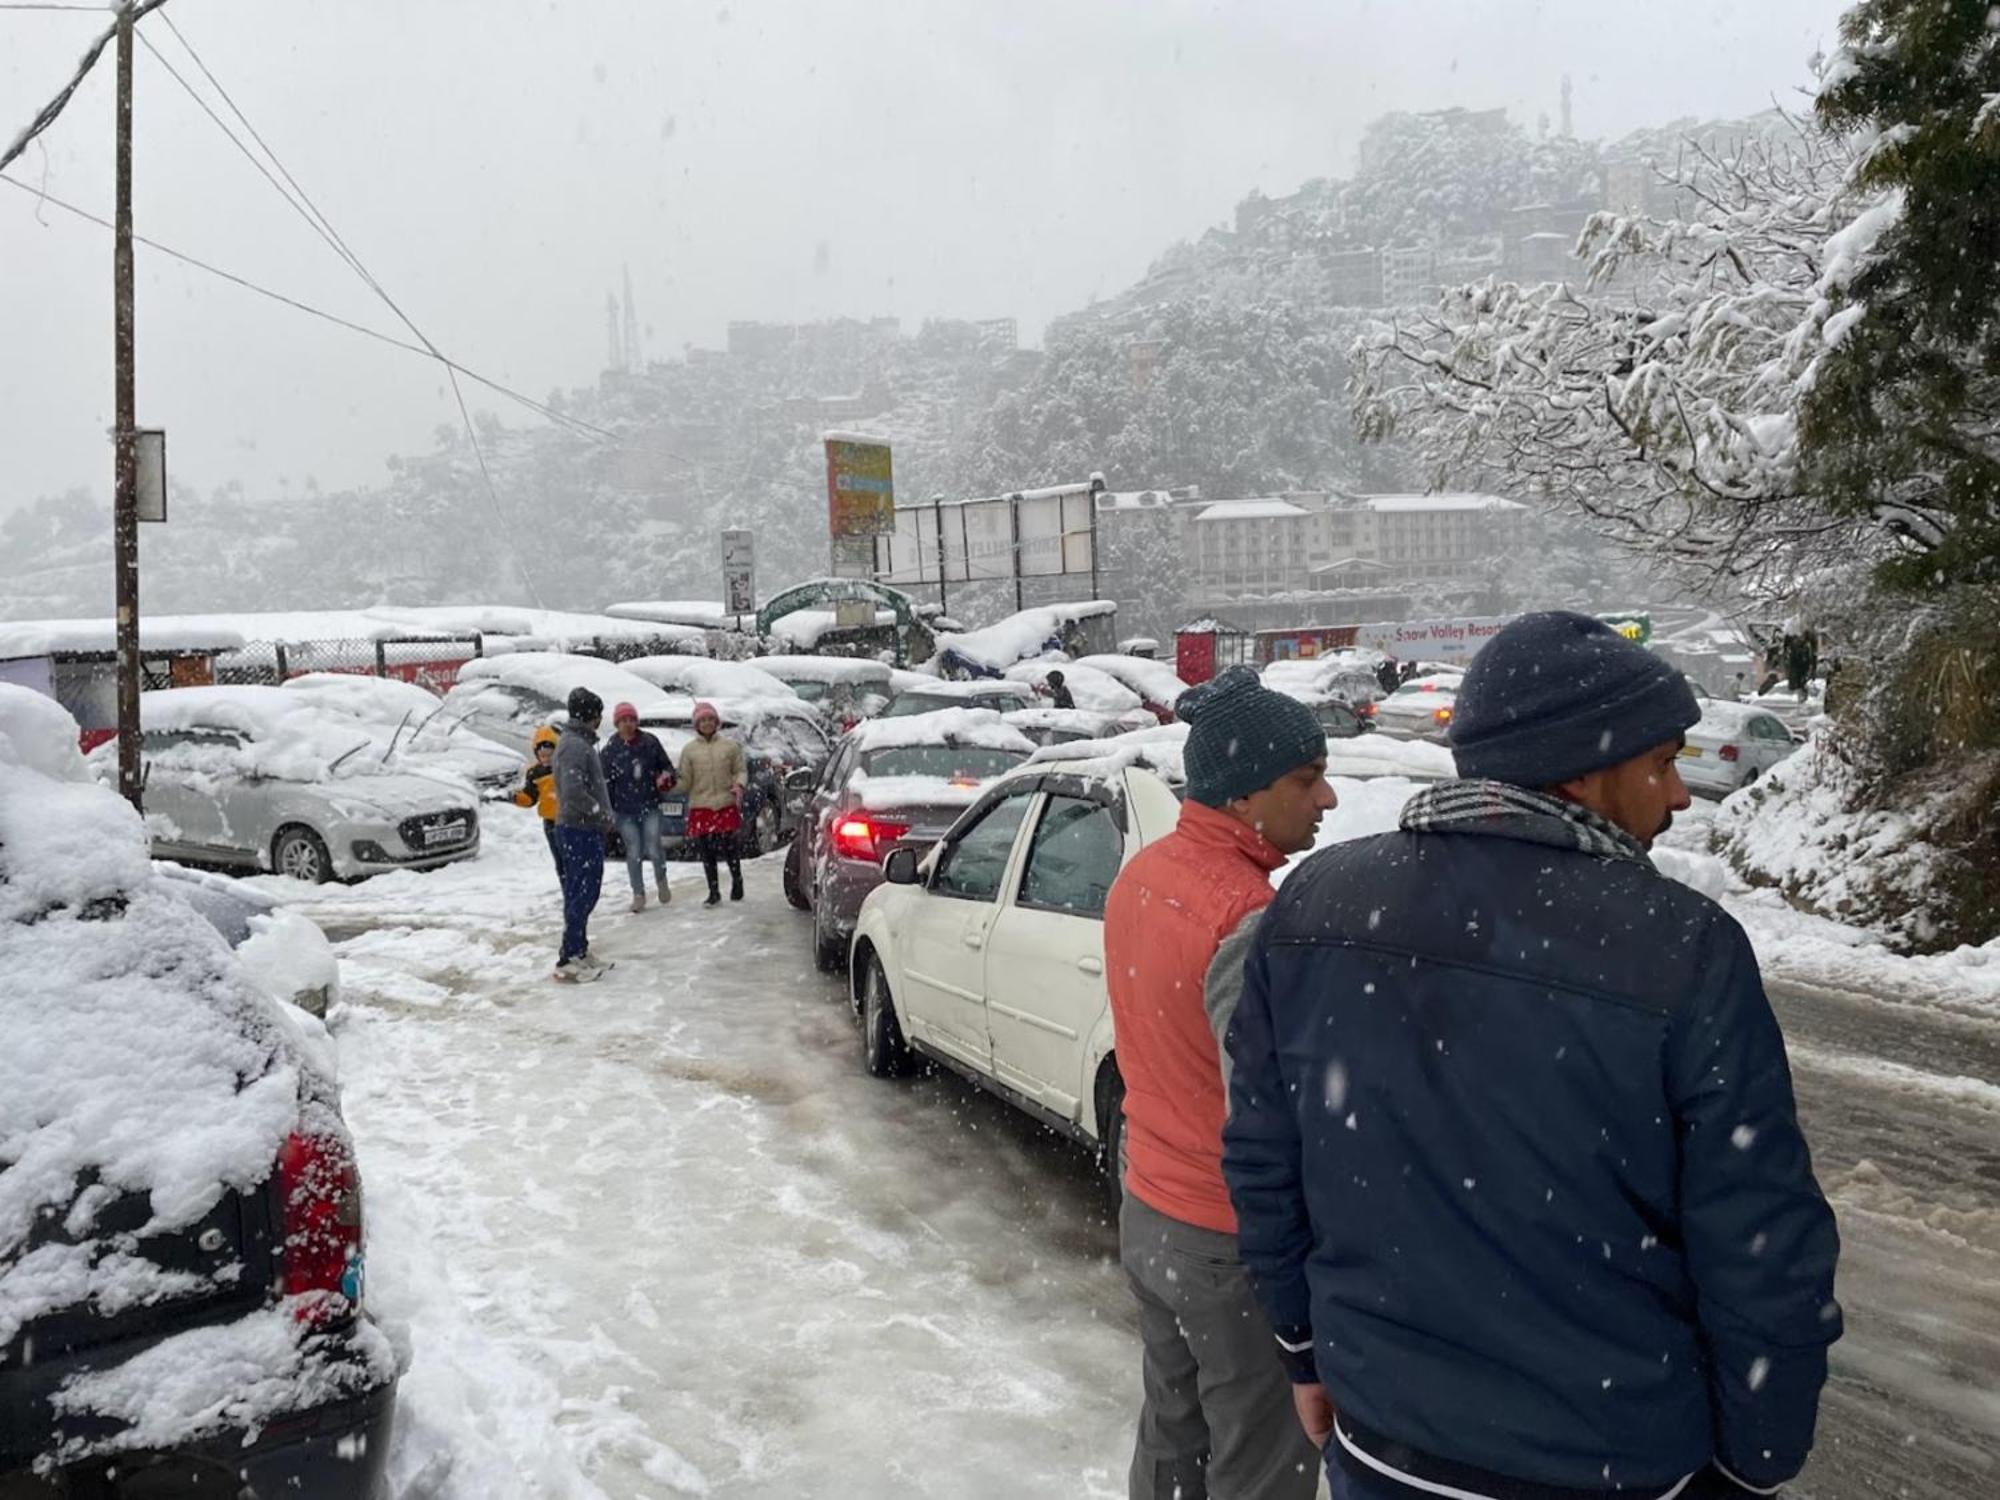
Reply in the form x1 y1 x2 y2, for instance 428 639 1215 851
1433 706 1454 724
833 816 910 862
1357 701 1377 719
1720 743 1740 762
277 1131 364 1326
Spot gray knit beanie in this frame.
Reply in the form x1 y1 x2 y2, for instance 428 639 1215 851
1180 665 1329 808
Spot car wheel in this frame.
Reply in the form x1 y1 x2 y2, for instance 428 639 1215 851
782 836 811 911
862 958 914 1078
273 825 334 884
812 890 846 974
1097 1064 1127 1215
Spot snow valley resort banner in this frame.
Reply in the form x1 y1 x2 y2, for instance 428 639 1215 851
824 434 896 538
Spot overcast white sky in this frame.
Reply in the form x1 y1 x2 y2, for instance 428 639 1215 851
1 0 1841 512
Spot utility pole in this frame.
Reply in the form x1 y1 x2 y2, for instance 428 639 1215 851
113 1 141 812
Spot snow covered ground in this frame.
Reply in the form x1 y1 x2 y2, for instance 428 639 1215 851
241 786 2000 1500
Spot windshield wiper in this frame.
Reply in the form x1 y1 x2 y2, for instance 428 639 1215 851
329 740 370 776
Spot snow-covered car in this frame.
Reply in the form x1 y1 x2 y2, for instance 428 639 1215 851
1262 655 1386 713
750 655 895 726
845 745 1186 1200
783 709 1035 970
637 694 833 855
95 686 481 883
279 671 523 794
0 685 395 1495
1073 653 1192 722
880 678 1038 718
618 653 803 706
437 652 675 750
1372 677 1461 742
1677 702 1801 797
155 862 341 1017
1002 705 1157 747
1002 660 1145 715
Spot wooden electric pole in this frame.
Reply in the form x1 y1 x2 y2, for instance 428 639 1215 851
113 2 141 812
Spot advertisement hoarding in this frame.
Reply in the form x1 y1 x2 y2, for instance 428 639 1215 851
873 483 1098 586
722 529 755 614
824 434 895 538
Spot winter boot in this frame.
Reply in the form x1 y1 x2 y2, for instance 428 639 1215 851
630 889 646 914
656 878 671 905
704 883 722 907
729 869 744 902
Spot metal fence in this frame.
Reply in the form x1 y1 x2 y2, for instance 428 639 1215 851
215 635 485 692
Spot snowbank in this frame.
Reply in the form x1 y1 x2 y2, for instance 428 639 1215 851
1711 738 1995 952
1074 653 1190 708
0 618 245 659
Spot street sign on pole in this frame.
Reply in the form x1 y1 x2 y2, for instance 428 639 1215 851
136 428 166 522
722 528 755 615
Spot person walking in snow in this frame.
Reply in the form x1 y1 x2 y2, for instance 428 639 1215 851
677 700 747 906
1222 612 1842 1500
1045 668 1077 710
1102 665 1335 1500
601 700 676 913
551 687 616 982
512 724 564 878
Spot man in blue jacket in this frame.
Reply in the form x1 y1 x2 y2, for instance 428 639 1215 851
1222 611 1841 1500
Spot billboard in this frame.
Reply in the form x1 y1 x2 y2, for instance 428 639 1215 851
874 483 1098 585
722 529 755 614
824 433 895 538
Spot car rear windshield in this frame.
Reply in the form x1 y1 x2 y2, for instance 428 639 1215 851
862 746 1026 780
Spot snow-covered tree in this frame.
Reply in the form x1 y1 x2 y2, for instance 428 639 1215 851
1804 0 2000 592
1351 113 1881 601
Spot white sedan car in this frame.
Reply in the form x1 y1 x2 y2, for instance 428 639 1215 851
1678 702 1801 796
846 748 1185 1198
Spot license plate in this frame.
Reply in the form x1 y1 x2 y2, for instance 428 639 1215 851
1678 746 1703 759
422 825 463 846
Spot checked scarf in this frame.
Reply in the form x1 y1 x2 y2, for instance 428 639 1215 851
1397 777 1651 868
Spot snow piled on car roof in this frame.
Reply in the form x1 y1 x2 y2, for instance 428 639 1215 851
620 654 801 704
751 655 892 685
849 707 1036 754
1002 660 1142 714
455 651 675 711
1074 653 1191 706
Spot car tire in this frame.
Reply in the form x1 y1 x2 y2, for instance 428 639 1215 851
782 837 811 911
812 889 845 974
272 825 334 885
749 798 782 859
862 959 914 1078
1096 1064 1127 1216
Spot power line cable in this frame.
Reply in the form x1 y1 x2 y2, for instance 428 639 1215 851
0 1 169 175
0 171 626 446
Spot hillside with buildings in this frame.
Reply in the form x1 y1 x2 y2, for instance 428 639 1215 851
2 104 1727 632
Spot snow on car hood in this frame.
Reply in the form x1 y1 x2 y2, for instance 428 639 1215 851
0 688 336 1343
318 769 479 818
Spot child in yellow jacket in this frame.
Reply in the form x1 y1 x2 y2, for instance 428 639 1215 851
513 725 564 875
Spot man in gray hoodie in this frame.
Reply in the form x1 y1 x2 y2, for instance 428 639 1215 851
552 686 615 982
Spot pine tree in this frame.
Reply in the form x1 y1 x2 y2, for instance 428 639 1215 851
1806 0 2000 591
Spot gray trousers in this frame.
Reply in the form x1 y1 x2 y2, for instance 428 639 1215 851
1121 1192 1321 1500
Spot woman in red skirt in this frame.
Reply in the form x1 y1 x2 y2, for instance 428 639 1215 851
677 701 749 904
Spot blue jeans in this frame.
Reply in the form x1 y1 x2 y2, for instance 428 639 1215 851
615 806 667 893
554 825 604 963
541 819 564 878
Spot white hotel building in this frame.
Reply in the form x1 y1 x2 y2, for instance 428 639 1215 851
1185 491 1529 604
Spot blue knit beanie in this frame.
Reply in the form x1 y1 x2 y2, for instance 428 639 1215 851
1180 665 1329 808
1449 611 1700 786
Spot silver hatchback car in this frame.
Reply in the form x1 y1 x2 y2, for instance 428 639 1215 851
96 686 481 883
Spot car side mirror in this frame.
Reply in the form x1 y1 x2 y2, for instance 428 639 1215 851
882 847 920 885
785 767 818 793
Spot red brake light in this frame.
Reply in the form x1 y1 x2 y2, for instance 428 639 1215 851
1720 743 1740 762
1433 706 1454 724
833 816 910 862
1357 702 1377 718
278 1131 364 1326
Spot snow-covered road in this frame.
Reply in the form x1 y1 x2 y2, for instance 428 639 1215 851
258 802 2000 1499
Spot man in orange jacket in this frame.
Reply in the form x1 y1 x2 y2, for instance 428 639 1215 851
1104 665 1337 1500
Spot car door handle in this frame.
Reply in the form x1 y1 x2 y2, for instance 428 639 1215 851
962 931 985 951
1076 956 1104 976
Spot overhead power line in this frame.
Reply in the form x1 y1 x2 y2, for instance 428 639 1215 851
0 171 623 446
1 1 170 176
